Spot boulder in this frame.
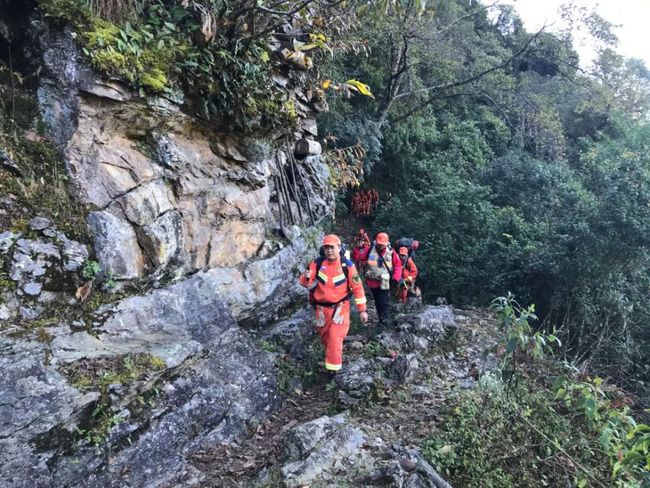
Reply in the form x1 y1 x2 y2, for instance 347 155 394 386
87 210 144 279
281 414 366 488
137 210 185 270
260 308 313 360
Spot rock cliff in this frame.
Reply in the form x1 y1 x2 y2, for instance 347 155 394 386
0 5 335 486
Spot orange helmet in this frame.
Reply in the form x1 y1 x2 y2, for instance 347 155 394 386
322 234 341 246
399 246 408 256
376 232 389 245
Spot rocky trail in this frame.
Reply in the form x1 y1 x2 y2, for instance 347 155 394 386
191 302 501 487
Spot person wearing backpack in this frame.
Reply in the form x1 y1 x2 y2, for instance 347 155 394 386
363 232 402 326
397 246 418 304
299 234 368 373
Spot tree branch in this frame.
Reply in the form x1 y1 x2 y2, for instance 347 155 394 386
394 26 545 101
386 27 546 125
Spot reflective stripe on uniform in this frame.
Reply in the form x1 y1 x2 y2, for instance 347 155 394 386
333 273 347 286
355 296 367 305
325 361 342 371
317 270 328 283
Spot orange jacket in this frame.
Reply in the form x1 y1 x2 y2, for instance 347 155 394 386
299 257 367 312
401 256 418 282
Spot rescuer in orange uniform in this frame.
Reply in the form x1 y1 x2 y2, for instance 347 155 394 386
299 234 368 372
397 246 418 304
362 232 402 326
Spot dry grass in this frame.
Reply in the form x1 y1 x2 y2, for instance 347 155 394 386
84 0 144 22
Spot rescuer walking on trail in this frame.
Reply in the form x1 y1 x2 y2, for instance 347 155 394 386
362 232 402 326
299 234 368 373
352 228 371 273
397 246 418 304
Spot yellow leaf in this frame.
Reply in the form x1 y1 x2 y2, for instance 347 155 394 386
345 79 374 98
322 79 332 89
309 33 327 43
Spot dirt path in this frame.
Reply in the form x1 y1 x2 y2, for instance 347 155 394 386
190 306 500 487
191 374 333 488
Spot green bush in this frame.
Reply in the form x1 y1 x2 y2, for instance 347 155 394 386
39 0 304 131
423 377 610 488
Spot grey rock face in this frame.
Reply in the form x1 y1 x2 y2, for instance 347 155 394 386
0 305 10 320
261 308 313 359
117 179 175 227
336 358 379 406
204 234 316 325
0 337 100 487
23 281 43 296
2 273 282 488
335 307 457 406
276 415 452 488
36 24 333 329
10 238 60 282
378 306 457 354
29 216 52 231
281 414 366 488
137 210 184 270
87 210 144 279
56 90 330 299
61 237 89 272
38 26 86 148
401 306 458 337
0 231 20 253
0 221 89 325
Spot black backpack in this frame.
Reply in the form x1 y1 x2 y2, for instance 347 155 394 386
396 238 418 258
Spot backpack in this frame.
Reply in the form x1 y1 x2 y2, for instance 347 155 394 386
396 238 419 258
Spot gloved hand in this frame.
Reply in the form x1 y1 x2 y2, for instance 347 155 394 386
332 304 345 325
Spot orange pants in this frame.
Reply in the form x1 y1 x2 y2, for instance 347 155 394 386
314 301 350 371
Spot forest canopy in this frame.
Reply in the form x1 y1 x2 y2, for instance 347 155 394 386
318 0 650 399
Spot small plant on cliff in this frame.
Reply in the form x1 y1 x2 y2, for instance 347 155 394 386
81 260 101 280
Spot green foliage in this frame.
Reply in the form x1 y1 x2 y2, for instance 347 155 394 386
38 0 348 132
491 293 560 381
321 0 650 400
61 353 166 446
81 260 101 280
422 377 609 488
362 340 387 359
553 375 650 484
423 297 648 487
